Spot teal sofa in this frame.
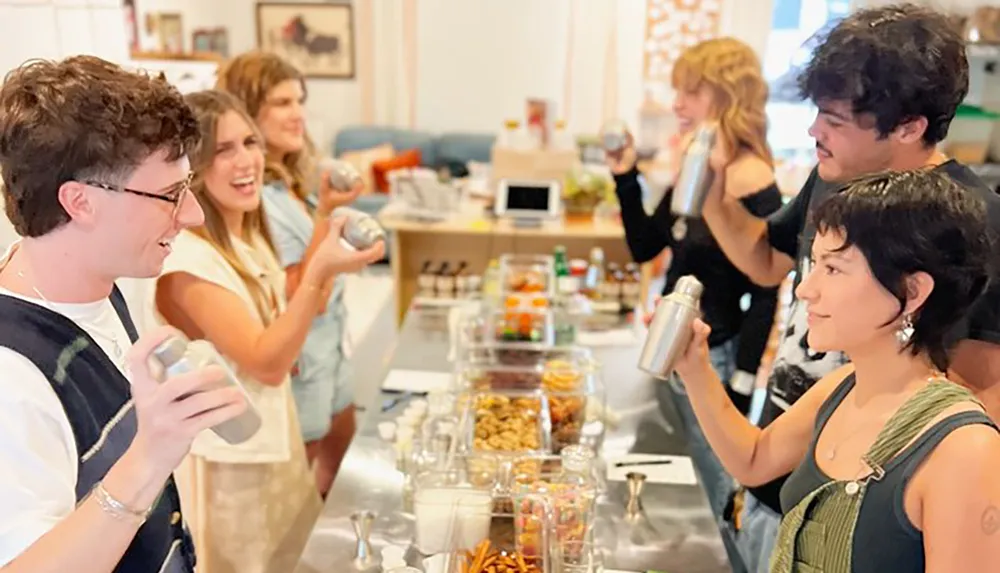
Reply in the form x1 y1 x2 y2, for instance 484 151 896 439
332 126 496 216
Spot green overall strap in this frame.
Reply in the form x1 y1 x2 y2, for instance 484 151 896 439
863 379 982 471
770 379 980 573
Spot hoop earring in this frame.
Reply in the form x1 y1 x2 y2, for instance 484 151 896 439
895 313 915 347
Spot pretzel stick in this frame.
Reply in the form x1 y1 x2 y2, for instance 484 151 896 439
469 539 491 572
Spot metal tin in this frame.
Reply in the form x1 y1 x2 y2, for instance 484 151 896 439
152 336 263 445
637 275 703 380
320 158 363 192
334 206 387 251
600 119 630 152
670 124 718 217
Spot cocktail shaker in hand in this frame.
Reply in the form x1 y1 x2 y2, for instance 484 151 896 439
333 206 387 251
638 275 703 380
319 158 363 192
152 336 263 445
600 119 630 153
670 124 718 217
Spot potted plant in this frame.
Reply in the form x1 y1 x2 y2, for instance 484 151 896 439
563 168 614 221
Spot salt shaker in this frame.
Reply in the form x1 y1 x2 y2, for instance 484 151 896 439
319 158 363 192
638 275 703 380
670 124 718 217
333 206 387 251
151 335 262 444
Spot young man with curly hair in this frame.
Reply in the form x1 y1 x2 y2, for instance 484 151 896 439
696 4 1000 571
0 56 248 572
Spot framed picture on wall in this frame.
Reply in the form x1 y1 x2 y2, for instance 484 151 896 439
192 27 229 58
146 12 184 54
255 2 356 79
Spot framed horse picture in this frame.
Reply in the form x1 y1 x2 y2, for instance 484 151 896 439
255 2 356 79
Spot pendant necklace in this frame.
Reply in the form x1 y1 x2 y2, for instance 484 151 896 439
16 269 126 369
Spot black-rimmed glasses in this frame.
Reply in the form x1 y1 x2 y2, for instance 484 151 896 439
80 171 194 219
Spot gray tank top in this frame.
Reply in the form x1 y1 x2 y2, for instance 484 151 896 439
779 375 997 572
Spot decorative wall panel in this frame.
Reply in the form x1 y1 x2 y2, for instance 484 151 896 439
643 0 722 82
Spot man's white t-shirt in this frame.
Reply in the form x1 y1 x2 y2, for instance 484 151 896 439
0 288 133 567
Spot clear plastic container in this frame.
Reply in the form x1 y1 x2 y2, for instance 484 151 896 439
514 446 598 569
497 254 556 299
444 492 552 573
461 389 552 457
457 342 594 370
455 361 600 454
412 471 493 555
485 305 556 346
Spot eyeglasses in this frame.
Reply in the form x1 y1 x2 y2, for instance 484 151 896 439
80 172 194 219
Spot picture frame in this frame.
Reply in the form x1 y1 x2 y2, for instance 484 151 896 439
192 27 229 58
255 2 356 79
146 12 184 55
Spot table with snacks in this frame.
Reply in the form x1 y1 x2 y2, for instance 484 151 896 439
377 212 655 326
294 255 729 573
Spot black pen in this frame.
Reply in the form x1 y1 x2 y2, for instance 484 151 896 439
614 459 673 468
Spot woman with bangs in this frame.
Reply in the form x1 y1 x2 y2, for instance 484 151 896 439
154 90 380 573
672 170 1000 572
609 37 782 528
217 51 364 498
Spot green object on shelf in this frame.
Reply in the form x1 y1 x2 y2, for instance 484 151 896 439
955 104 1000 120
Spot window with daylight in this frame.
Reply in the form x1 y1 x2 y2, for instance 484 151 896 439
764 0 851 152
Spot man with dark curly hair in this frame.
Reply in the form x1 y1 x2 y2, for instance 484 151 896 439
0 56 248 572
696 4 1000 571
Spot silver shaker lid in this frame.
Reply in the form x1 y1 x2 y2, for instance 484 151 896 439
151 336 189 368
688 123 717 150
673 275 704 299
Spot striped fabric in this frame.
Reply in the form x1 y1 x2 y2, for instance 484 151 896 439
770 379 981 573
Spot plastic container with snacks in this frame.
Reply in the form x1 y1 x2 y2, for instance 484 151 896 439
497 254 556 300
513 446 598 570
455 359 602 454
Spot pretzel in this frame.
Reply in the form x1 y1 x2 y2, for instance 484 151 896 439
459 539 540 573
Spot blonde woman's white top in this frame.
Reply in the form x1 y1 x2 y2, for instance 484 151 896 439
157 230 291 464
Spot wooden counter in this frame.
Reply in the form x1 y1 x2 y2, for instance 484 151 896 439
379 212 653 324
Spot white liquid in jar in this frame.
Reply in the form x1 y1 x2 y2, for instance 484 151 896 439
413 488 491 555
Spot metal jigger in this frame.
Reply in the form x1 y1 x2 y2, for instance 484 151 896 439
625 472 647 521
350 511 379 570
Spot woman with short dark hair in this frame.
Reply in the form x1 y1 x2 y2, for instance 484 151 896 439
673 169 1000 571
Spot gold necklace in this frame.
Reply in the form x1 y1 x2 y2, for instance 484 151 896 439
824 373 944 461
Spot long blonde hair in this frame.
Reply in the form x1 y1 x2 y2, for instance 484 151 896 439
216 51 317 201
672 38 773 166
183 89 279 324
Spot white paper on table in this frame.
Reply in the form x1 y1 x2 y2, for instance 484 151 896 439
605 454 698 486
575 328 638 347
381 369 452 394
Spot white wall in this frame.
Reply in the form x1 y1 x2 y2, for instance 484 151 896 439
136 0 357 154
0 0 129 79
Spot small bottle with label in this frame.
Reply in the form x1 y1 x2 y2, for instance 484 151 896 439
622 262 642 310
435 262 454 299
417 260 436 298
581 247 606 299
601 263 623 303
453 261 469 297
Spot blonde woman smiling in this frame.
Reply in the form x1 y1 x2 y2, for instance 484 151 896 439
154 90 382 573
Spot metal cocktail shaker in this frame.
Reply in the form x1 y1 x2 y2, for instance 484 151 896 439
670 124 718 217
152 336 263 445
333 206 387 251
638 275 703 380
600 119 630 153
320 158 363 192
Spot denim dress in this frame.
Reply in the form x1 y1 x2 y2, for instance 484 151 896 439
261 181 352 442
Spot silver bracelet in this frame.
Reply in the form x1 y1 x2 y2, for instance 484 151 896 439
91 482 152 525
